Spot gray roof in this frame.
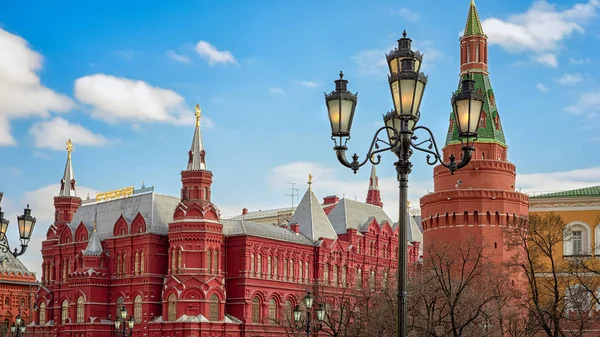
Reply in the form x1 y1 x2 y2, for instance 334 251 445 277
222 219 313 245
0 238 35 277
82 229 103 256
404 214 423 243
288 188 338 242
187 115 206 170
327 198 394 234
69 191 179 240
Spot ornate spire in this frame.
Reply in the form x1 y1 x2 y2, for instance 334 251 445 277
463 0 485 37
82 226 103 256
366 164 383 208
186 104 207 171
59 139 76 197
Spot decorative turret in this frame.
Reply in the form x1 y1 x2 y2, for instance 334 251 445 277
82 223 103 256
366 164 383 208
187 104 207 170
53 139 82 226
459 0 489 76
289 175 338 241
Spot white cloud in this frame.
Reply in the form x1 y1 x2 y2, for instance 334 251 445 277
517 167 600 194
195 41 238 66
533 53 558 68
555 73 583 85
1 184 99 279
482 0 600 67
396 8 420 22
0 28 74 146
536 83 548 92
74 74 214 127
352 40 442 76
269 87 285 94
165 50 191 63
569 57 592 64
267 162 432 222
29 117 108 151
566 90 600 115
300 81 319 88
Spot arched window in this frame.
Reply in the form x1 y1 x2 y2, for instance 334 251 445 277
168 294 177 321
257 254 262 277
342 266 347 287
122 253 127 275
177 249 182 270
39 302 46 325
323 263 329 285
4 297 8 306
283 258 288 278
466 44 471 63
382 270 389 289
332 265 338 286
209 294 219 321
140 252 145 274
133 295 142 323
565 284 592 315
76 296 85 323
267 256 272 278
134 252 139 275
212 250 218 274
475 43 480 62
268 298 277 324
170 249 176 272
273 257 278 278
61 300 69 324
285 299 293 319
252 297 261 323
298 260 303 283
564 222 592 256
369 270 376 290
207 250 212 274
304 261 309 280
289 258 294 279
116 297 124 318
355 268 362 289
250 253 255 276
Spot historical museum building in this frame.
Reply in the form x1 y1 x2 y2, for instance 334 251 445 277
419 0 529 265
0 247 37 335
28 102 422 336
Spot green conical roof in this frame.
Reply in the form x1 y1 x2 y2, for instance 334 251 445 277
463 0 485 37
445 72 506 147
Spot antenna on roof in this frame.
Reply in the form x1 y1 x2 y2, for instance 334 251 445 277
287 183 299 212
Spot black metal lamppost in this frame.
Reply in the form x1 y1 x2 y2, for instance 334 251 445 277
114 306 135 337
293 292 326 337
324 31 484 337
0 192 37 258
10 311 26 337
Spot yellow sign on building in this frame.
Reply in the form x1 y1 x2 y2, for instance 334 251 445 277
96 186 135 202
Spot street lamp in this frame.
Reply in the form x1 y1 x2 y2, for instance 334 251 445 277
293 292 325 337
324 31 484 337
0 192 37 258
114 306 135 337
10 311 26 337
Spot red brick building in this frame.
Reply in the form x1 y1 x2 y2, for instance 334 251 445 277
28 107 422 336
420 0 529 264
0 246 38 335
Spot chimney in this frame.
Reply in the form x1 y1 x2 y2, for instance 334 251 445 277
242 208 248 215
290 223 300 234
323 195 339 205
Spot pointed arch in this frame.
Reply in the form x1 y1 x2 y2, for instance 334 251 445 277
76 296 85 323
61 299 69 324
167 293 177 321
209 294 219 321
39 301 47 325
206 250 212 274
113 215 129 237
75 222 88 242
140 251 145 274
185 204 203 217
134 295 142 323
131 212 147 234
59 226 73 244
268 297 278 324
251 296 261 323
213 250 218 274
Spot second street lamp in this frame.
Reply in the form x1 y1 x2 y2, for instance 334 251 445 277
10 311 26 337
324 31 483 337
293 292 325 337
0 192 37 258
114 306 135 337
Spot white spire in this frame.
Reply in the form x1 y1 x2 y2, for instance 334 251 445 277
59 139 76 197
186 104 207 170
82 222 103 256
369 164 379 191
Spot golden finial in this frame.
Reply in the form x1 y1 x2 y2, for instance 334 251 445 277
93 222 97 233
407 201 411 208
308 174 313 190
194 103 202 126
66 139 73 157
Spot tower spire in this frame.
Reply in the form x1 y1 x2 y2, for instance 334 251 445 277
366 163 383 208
463 0 485 37
186 104 206 171
59 139 76 197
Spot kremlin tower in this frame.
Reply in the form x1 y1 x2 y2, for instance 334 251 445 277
366 164 383 208
419 0 529 264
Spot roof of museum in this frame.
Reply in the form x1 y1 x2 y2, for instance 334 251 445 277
529 185 600 199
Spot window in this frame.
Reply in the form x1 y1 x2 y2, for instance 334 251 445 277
268 298 277 324
267 256 272 278
466 44 471 63
273 257 278 278
257 254 262 277
171 250 176 272
134 252 139 275
116 297 124 318
122 253 127 275
252 297 261 323
304 261 309 280
3 297 8 306
382 271 389 289
283 258 288 278
250 254 255 276
76 297 85 323
573 231 582 255
168 294 177 321
298 260 303 282
39 302 46 325
134 295 142 323
289 258 294 279
475 44 480 62
342 266 347 287
565 285 592 315
332 265 338 286
177 249 182 270
140 252 145 274
355 268 362 289
209 294 219 321
323 263 329 285
479 112 486 128
61 300 69 324
212 250 218 274
369 270 376 290
564 222 591 256
285 300 292 319
207 250 212 274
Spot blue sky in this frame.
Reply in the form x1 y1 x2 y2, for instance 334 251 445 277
1 0 600 275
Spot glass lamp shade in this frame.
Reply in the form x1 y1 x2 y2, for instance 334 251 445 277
114 319 121 330
10 324 16 333
451 74 484 138
304 292 314 309
15 315 22 326
316 304 326 322
19 325 26 333
120 307 128 320
293 305 302 322
383 112 401 145
17 205 36 241
0 216 8 241
388 59 427 119
386 31 423 74
128 316 135 329
325 72 358 138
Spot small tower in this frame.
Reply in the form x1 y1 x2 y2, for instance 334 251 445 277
366 164 383 208
460 0 489 76
165 104 225 321
53 139 82 226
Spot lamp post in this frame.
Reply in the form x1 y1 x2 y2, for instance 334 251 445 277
10 311 26 337
0 192 37 258
293 292 326 337
324 31 484 337
114 306 135 337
